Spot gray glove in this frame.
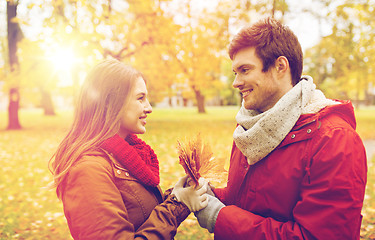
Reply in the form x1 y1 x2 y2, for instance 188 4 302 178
195 194 225 233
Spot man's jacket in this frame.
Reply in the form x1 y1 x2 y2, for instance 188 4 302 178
214 100 367 239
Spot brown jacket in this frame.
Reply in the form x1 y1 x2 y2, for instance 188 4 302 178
61 149 190 240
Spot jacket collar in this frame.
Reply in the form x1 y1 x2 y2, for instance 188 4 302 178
279 100 355 148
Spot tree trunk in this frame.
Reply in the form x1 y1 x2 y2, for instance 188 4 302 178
7 1 22 130
194 89 206 113
8 88 21 129
41 89 56 116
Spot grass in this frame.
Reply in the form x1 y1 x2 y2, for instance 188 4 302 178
0 106 373 239
355 107 375 140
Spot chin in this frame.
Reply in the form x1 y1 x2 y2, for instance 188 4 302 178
137 128 146 134
243 103 253 110
129 129 146 135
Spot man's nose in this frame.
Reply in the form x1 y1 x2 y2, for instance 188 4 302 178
232 75 243 89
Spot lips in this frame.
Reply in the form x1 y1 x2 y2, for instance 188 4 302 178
241 89 253 98
139 116 147 125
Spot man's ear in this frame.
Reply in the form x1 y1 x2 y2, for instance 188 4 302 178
275 56 289 73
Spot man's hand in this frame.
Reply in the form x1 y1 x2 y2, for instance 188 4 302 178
195 194 225 233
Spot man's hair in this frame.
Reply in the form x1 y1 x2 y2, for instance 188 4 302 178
228 17 303 85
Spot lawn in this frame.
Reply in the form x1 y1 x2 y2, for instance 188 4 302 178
0 106 373 239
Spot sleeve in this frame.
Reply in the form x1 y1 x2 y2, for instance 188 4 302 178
135 194 190 239
62 159 190 240
212 187 227 203
214 128 367 240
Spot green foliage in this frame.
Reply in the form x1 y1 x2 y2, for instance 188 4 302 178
304 0 375 102
2 0 292 114
4 0 375 115
0 106 374 239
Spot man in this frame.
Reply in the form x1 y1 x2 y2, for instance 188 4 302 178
195 17 367 239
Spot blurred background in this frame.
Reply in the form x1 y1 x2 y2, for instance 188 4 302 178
0 0 375 239
1 0 374 121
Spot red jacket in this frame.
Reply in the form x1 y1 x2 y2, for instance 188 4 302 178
214 101 367 240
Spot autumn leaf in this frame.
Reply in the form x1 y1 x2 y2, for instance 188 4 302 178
177 134 227 187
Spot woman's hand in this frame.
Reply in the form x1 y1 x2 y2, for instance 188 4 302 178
171 176 208 212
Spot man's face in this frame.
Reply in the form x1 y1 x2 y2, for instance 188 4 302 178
232 46 287 113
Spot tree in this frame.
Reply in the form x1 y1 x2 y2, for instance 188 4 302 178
124 0 185 105
4 0 299 116
304 0 375 105
7 0 23 129
35 0 178 105
160 0 234 113
17 39 57 115
165 0 290 113
271 0 288 21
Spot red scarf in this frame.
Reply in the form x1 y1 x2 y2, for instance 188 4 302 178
100 134 160 187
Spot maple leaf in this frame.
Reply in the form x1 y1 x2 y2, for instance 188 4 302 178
177 134 227 187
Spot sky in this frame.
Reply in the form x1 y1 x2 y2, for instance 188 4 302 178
284 0 333 52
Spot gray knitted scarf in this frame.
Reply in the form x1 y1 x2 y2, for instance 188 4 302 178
233 76 338 165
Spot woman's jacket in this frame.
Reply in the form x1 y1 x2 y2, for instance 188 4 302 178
61 149 190 240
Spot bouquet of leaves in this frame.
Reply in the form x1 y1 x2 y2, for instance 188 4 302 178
177 134 228 187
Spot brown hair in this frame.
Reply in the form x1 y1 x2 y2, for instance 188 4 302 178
228 17 303 85
49 59 144 199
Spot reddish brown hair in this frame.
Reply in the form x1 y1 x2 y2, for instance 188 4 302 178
229 17 303 85
49 59 144 199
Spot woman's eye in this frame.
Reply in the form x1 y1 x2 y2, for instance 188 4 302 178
242 68 249 73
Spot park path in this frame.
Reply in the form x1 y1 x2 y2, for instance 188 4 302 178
364 139 375 162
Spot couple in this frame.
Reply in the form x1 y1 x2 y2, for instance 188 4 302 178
49 18 367 240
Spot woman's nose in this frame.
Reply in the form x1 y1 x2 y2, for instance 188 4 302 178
145 100 152 113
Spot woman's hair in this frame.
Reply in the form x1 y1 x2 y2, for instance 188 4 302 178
49 59 144 199
228 17 303 85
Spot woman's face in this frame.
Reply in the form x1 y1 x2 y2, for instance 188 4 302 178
118 77 152 138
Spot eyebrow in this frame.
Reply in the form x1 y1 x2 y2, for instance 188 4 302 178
233 64 255 72
135 92 146 97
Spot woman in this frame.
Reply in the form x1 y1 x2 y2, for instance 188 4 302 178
49 59 208 239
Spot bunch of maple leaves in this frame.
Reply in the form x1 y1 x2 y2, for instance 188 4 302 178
177 134 227 187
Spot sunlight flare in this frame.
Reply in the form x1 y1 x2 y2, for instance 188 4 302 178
46 47 76 86
49 47 75 72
